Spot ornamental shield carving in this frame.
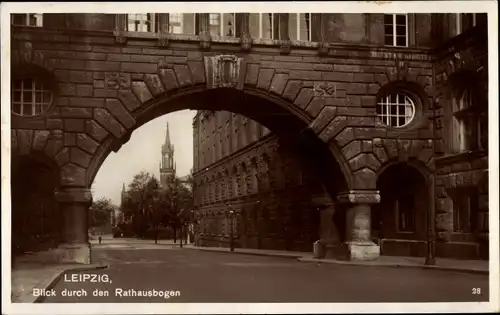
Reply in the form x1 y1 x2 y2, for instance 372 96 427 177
204 55 243 89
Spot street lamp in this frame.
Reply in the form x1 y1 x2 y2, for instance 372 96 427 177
229 209 235 252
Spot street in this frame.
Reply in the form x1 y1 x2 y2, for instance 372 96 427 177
41 239 489 303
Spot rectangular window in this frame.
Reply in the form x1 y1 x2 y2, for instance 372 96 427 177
207 13 238 37
127 13 157 32
384 14 408 47
298 13 312 41
11 13 43 27
453 190 474 233
209 13 221 36
169 13 183 34
221 13 238 37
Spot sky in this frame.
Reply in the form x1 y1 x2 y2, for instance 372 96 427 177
91 110 197 205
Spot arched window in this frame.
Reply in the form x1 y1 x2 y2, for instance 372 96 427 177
451 86 487 153
12 78 53 116
376 91 416 128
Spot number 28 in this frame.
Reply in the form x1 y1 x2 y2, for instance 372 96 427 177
472 288 482 295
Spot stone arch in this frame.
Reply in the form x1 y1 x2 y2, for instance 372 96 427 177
372 161 431 257
85 85 351 194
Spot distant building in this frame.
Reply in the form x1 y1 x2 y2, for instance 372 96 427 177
160 122 176 189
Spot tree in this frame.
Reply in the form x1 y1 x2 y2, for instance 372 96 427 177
123 171 161 237
89 197 116 228
156 176 194 242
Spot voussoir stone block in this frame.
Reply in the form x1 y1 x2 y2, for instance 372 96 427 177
320 116 348 144
143 74 165 97
269 73 288 96
76 133 100 154
118 89 141 111
17 130 33 155
85 120 109 142
32 130 50 151
257 68 275 91
93 108 126 139
309 106 337 134
130 82 153 105
159 69 180 91
55 147 70 166
282 80 302 102
60 163 87 187
71 147 92 168
173 64 193 87
44 139 63 158
188 61 206 85
105 99 136 129
294 88 314 110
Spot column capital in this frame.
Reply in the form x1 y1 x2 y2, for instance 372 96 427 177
337 190 380 205
55 187 92 204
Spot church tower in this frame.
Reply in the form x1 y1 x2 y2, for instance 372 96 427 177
160 122 176 188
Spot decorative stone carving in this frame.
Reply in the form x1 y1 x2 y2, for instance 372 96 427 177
279 40 292 55
18 41 34 64
199 31 211 51
396 60 409 80
105 72 131 90
240 32 253 52
337 190 381 204
317 42 329 56
204 55 244 89
313 82 336 97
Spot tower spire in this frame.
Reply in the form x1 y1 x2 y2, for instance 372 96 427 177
164 121 171 147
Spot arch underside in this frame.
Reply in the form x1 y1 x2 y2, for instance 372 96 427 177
89 87 352 198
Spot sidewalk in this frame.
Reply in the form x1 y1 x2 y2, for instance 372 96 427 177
11 253 107 303
183 245 489 275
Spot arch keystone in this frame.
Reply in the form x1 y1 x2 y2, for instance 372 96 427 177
204 55 244 90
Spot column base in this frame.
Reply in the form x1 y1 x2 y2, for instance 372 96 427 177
51 243 91 264
313 240 349 260
345 241 380 261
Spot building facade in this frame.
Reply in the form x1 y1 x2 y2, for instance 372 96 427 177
9 12 490 263
190 13 490 259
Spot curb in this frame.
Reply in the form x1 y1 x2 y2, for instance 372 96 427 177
298 258 489 275
183 247 488 275
182 246 303 259
33 264 109 303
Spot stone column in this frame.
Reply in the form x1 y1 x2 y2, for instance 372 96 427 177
114 14 127 44
238 13 253 52
197 13 212 50
157 13 170 47
312 189 346 260
337 190 380 261
54 187 92 264
278 13 291 54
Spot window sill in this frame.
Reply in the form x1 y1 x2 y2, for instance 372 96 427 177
435 150 487 166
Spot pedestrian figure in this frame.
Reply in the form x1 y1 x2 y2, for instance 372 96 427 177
98 234 102 244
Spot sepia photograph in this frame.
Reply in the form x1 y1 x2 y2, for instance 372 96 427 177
1 1 498 314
